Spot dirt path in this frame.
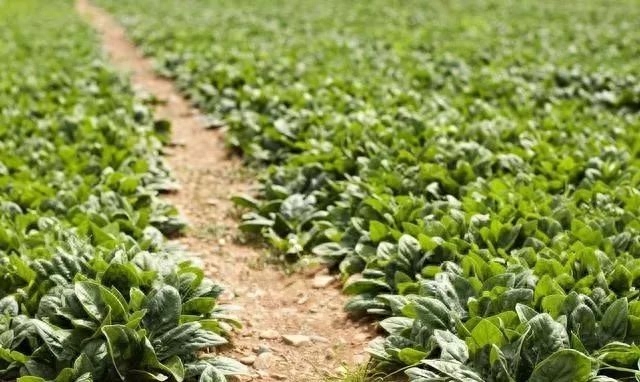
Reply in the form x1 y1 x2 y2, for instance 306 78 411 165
75 1 375 381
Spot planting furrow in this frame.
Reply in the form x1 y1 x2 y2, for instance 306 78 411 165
75 1 375 381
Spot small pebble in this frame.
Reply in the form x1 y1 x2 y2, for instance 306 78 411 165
239 355 256 365
312 275 334 288
282 334 311 347
259 329 280 340
354 332 369 342
310 335 329 343
253 345 272 355
253 352 275 370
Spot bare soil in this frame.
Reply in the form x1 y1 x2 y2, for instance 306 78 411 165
75 1 376 381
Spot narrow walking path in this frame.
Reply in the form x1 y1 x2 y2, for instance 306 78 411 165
75 1 375 380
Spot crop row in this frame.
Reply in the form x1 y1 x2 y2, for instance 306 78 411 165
96 0 640 380
0 1 246 381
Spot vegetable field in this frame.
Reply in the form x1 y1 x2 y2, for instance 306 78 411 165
0 1 246 381
3 0 640 381
95 0 640 381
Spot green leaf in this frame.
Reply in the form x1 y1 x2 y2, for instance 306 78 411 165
343 278 392 295
570 304 598 349
570 333 587 354
541 294 565 318
129 287 146 311
597 342 640 367
17 377 46 382
516 303 538 323
73 353 93 376
490 344 515 382
201 356 249 375
412 297 453 331
432 329 469 363
470 319 505 349
528 349 592 382
0 295 19 316
238 213 274 233
31 320 72 361
607 264 632 293
312 242 349 259
53 368 74 382
75 281 126 323
102 263 141 296
369 220 388 242
600 298 628 342
154 323 227 360
162 356 185 382
101 324 143 380
398 348 427 365
90 222 117 246
571 220 603 246
80 339 109 378
182 297 216 315
523 313 569 364
421 359 484 381
142 285 182 335
379 317 413 335
127 370 169 381
398 234 421 262
231 194 260 210
9 255 36 283
126 309 147 329
199 366 225 382
587 377 618 382
0 347 28 363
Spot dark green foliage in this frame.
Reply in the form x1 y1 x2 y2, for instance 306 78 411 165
0 1 246 381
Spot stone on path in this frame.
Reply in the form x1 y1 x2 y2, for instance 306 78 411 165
282 334 311 347
253 345 272 354
310 335 329 343
312 275 334 288
259 329 280 339
239 355 256 365
253 352 275 370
